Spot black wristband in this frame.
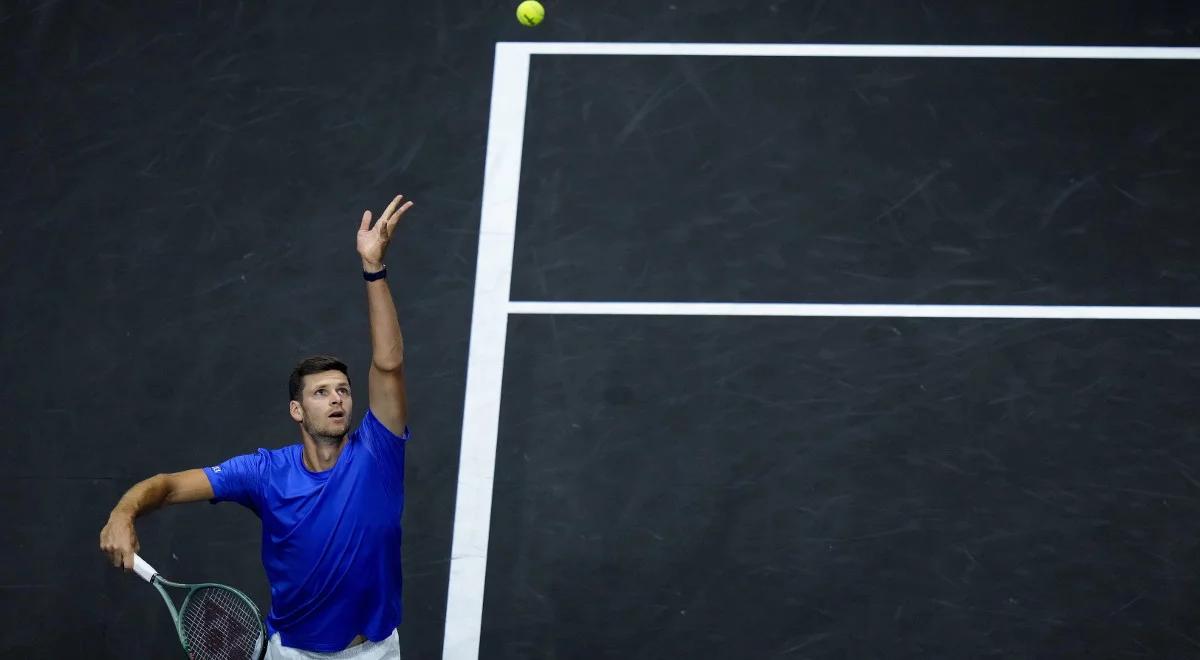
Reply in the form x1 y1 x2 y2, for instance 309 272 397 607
363 266 387 281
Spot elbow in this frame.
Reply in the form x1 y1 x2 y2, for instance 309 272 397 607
155 473 181 505
371 358 405 373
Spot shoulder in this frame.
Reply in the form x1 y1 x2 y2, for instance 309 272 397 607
252 445 294 463
210 446 292 473
354 409 411 442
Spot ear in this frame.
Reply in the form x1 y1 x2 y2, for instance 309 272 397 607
289 400 303 423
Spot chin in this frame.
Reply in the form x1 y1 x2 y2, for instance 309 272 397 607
304 419 346 442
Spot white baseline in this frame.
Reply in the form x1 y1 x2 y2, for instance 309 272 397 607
512 42 1200 59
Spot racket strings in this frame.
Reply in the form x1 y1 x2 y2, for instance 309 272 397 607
180 587 264 660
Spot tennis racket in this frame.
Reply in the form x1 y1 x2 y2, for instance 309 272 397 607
132 554 266 660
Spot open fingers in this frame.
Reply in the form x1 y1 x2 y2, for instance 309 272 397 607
377 194 404 227
383 200 413 239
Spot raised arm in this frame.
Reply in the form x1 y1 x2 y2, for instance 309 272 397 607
357 194 414 435
99 469 214 570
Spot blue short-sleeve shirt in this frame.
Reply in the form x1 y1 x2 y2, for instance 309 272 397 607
203 410 408 652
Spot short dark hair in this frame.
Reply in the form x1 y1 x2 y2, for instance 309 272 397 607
289 355 350 402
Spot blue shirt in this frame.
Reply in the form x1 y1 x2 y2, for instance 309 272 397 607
203 410 408 652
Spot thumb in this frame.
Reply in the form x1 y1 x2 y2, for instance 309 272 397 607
359 210 372 232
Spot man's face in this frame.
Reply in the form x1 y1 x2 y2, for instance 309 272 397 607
292 370 353 440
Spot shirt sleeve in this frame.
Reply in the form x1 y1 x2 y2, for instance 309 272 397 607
357 409 409 482
203 449 268 514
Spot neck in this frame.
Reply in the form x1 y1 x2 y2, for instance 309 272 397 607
301 432 347 472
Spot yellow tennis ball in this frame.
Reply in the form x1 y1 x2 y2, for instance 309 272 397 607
516 0 544 27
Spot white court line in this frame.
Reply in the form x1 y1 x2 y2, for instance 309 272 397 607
442 45 529 660
508 301 1200 320
442 42 1200 660
511 42 1200 59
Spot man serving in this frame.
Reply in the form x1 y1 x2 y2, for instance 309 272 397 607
99 194 415 659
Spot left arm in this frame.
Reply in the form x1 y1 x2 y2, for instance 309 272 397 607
358 194 415 435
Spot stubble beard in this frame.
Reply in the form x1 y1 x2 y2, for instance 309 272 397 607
302 417 345 446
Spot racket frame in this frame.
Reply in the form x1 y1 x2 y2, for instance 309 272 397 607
133 554 265 658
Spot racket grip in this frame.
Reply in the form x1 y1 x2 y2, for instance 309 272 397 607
132 554 157 583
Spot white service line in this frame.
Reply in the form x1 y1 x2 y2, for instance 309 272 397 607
507 301 1200 320
507 42 1200 60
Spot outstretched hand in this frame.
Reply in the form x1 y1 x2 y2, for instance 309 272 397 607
358 194 414 269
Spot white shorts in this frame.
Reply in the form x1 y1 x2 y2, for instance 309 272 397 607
264 629 401 660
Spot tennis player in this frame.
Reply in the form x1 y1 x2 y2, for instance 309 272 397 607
100 194 415 659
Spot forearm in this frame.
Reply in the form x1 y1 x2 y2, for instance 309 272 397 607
363 260 404 371
109 474 171 521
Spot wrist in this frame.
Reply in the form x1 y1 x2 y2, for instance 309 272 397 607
361 260 384 273
109 508 135 523
362 262 387 282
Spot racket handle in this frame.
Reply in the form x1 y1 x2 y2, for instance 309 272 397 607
132 554 157 583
